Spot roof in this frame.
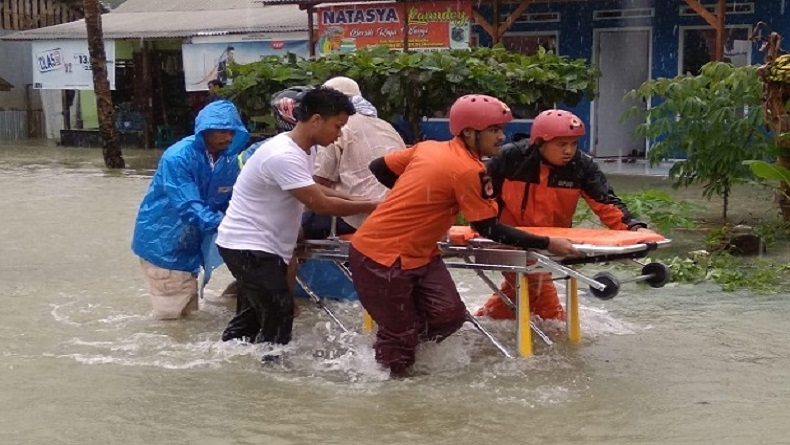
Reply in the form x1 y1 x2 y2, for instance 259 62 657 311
2 0 308 41
0 76 13 91
258 0 576 4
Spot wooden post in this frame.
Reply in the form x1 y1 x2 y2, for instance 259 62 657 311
682 0 726 61
142 41 153 149
492 0 499 44
11 0 18 30
402 0 409 51
473 11 495 43
714 0 725 61
498 0 533 41
3 0 11 29
24 0 31 29
307 5 315 57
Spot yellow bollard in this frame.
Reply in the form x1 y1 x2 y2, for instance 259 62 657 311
568 278 581 343
517 274 533 357
362 310 375 333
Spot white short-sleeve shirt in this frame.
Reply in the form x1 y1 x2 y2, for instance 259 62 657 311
217 132 315 262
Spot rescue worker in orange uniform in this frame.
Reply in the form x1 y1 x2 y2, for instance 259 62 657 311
474 109 652 321
349 96 581 377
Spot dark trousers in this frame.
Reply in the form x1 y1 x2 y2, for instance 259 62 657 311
348 246 466 375
218 246 293 345
301 211 356 240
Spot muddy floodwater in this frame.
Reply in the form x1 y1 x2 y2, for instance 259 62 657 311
1 142 789 445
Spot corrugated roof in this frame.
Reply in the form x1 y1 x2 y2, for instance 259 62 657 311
113 0 275 13
2 3 308 41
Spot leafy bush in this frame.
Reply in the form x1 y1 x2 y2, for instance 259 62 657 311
625 62 772 219
573 190 698 233
225 45 599 138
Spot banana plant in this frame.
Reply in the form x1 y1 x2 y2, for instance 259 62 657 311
743 160 790 200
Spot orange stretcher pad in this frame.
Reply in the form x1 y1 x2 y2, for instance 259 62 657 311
446 226 666 247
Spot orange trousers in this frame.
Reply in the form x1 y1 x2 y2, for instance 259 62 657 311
474 272 566 321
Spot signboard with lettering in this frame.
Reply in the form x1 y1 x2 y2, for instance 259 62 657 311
315 1 472 54
32 40 115 90
182 39 309 92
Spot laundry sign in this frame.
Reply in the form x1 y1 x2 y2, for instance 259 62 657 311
32 39 115 90
315 1 472 54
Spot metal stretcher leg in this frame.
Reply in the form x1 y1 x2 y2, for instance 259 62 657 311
294 275 349 334
516 274 533 357
567 278 581 343
467 267 553 348
362 310 375 333
465 310 513 358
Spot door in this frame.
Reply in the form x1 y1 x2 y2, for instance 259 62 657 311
593 30 650 158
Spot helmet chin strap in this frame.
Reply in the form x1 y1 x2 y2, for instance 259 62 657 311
470 130 483 158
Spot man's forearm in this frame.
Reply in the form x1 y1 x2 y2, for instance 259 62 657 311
322 196 377 217
317 183 356 200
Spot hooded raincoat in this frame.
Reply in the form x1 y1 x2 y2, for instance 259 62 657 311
132 100 249 273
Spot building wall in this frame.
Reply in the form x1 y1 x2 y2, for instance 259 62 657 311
473 0 790 152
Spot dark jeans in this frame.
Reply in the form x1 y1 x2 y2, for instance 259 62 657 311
348 246 466 376
301 211 356 240
218 246 293 345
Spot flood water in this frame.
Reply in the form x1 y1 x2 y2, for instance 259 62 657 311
1 142 789 445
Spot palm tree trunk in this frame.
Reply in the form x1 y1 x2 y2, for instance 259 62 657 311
83 0 125 168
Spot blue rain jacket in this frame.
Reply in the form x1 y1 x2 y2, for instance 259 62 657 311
132 100 249 273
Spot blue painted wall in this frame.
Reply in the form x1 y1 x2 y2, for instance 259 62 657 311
421 0 790 151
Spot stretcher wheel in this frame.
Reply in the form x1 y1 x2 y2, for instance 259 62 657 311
590 272 620 300
642 262 671 288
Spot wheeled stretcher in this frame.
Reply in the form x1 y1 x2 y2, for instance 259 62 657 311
294 226 671 358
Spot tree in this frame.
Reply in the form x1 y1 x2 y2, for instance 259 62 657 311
625 62 771 220
83 0 125 168
225 45 599 140
751 23 790 222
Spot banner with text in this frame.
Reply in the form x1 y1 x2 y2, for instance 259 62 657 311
316 1 472 54
32 40 116 90
182 40 309 92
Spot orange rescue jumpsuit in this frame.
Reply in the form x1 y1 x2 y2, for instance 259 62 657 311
474 140 646 320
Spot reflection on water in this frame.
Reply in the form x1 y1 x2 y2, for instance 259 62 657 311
1 142 789 445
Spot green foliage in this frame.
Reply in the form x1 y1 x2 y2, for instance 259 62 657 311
620 190 699 233
225 45 599 137
660 254 790 293
753 218 790 244
455 212 469 226
743 160 790 183
573 190 699 233
625 62 772 219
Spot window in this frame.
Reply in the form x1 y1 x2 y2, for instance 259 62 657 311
679 2 754 16
500 32 557 55
501 11 560 24
593 8 654 20
680 27 751 75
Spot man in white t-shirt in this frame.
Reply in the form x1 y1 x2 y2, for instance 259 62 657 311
302 76 406 238
216 87 378 359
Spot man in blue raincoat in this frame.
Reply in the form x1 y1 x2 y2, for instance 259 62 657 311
132 100 249 320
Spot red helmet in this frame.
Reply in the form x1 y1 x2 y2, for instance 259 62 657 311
529 109 586 145
271 86 313 132
448 94 513 136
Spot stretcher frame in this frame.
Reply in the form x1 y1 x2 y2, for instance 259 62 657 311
294 235 671 358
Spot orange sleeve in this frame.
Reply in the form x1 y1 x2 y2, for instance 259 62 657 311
453 168 499 223
383 146 416 176
582 192 630 230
